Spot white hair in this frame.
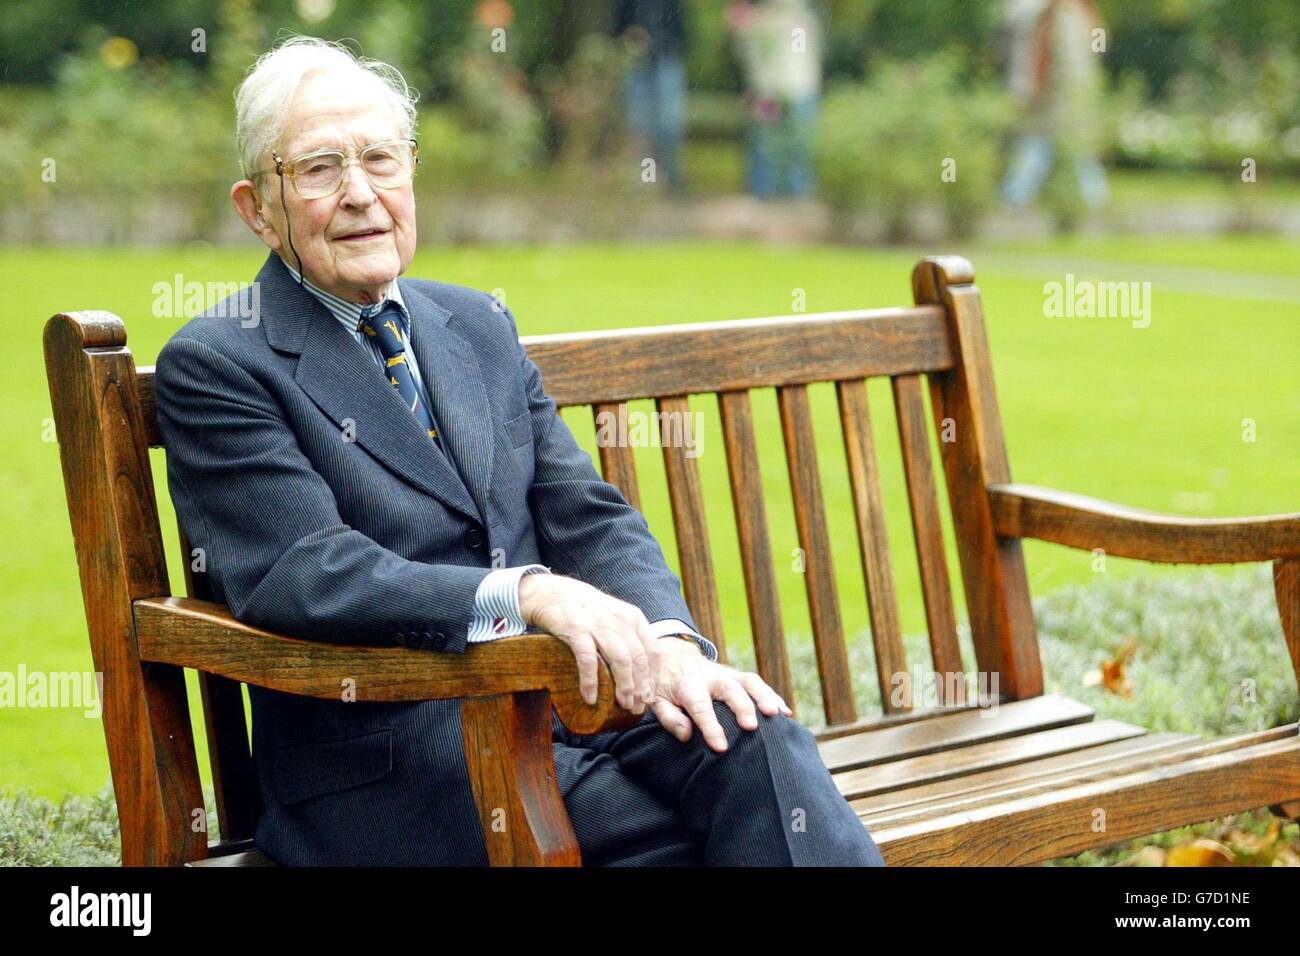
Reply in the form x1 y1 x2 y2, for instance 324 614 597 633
234 35 419 190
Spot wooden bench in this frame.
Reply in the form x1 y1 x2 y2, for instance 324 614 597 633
44 255 1300 866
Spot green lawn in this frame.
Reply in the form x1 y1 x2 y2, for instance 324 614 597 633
3 237 1299 801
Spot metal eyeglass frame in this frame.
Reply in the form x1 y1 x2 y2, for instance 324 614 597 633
267 137 420 201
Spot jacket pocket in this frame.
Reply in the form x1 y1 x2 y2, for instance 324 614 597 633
504 410 531 448
269 727 395 806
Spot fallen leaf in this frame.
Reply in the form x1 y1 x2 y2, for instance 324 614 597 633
1097 636 1137 698
1165 838 1237 867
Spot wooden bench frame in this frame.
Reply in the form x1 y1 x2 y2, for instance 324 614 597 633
45 255 1300 866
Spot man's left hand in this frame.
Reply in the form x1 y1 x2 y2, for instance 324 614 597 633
650 638 793 752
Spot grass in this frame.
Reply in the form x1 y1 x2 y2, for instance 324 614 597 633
1 235 1298 840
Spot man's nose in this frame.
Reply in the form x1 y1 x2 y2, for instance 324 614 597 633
338 162 377 208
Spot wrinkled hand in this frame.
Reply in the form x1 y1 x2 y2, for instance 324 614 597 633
519 573 659 715
650 638 793 752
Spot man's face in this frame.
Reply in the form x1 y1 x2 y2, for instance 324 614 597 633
251 69 416 303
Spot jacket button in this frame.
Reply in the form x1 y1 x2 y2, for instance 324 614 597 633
464 529 483 549
434 631 448 648
395 631 409 645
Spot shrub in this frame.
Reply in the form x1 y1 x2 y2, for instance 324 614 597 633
1114 43 1300 173
537 32 632 170
0 786 120 866
814 51 1014 240
1 31 231 242
440 48 546 183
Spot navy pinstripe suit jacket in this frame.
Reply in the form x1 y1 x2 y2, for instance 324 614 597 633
154 251 704 865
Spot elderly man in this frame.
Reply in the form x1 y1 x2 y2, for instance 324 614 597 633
155 35 885 867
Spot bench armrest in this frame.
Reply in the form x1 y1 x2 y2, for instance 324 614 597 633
133 595 638 737
988 482 1300 564
989 482 1300 694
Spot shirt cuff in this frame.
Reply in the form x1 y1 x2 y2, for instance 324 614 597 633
467 564 551 643
648 618 719 662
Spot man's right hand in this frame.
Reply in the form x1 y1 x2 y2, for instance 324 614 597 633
518 573 660 716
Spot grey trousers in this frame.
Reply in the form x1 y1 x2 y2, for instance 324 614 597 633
551 701 887 866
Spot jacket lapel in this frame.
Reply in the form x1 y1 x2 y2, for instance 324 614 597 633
257 253 485 525
401 279 495 526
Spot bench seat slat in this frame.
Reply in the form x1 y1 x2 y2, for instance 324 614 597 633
869 733 1300 865
818 692 1094 774
855 728 1299 826
853 732 1198 821
833 718 1149 801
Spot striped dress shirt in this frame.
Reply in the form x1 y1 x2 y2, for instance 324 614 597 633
286 263 716 658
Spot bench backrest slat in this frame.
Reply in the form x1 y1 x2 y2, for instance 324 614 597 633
592 402 643 511
657 394 727 650
521 305 954 406
718 389 794 707
891 373 965 702
778 381 857 724
836 377 907 713
523 260 1041 724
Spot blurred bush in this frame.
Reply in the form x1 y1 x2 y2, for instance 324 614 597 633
537 32 631 170
0 29 230 242
814 51 1014 240
1114 44 1300 173
430 48 546 183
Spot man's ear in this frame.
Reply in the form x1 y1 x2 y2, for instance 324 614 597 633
231 179 282 252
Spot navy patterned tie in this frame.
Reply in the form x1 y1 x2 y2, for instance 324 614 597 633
357 302 442 447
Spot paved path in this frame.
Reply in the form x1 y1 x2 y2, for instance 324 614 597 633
970 253 1300 304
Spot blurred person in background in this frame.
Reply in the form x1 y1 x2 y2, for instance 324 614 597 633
1000 0 1108 209
727 0 826 199
616 0 689 193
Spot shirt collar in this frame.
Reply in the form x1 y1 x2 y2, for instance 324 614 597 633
282 259 409 335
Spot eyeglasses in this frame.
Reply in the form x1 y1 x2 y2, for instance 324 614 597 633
266 138 420 200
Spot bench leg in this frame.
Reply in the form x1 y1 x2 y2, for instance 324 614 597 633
1275 559 1300 694
461 690 581 866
